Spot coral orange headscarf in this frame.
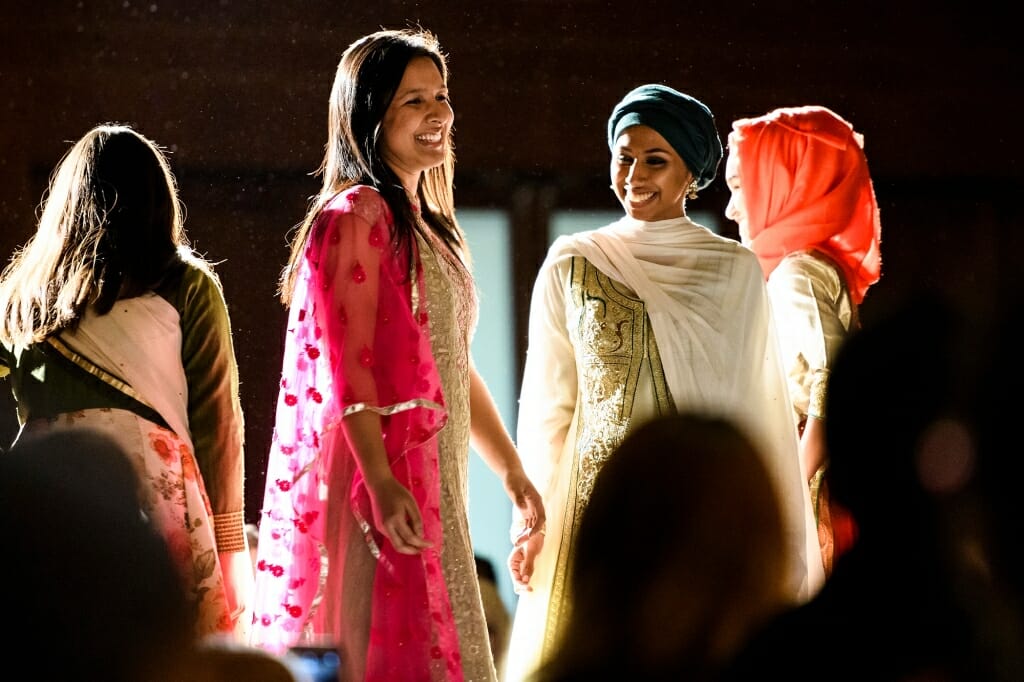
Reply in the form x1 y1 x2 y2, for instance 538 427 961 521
729 106 882 304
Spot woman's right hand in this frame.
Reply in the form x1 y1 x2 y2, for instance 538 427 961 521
365 476 433 555
343 411 432 555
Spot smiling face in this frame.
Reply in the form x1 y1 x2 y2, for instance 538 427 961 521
610 125 693 222
724 150 750 244
380 55 453 195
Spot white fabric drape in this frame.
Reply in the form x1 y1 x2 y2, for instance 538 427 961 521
506 216 823 682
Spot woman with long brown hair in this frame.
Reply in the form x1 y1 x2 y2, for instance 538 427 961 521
249 28 543 681
0 123 252 640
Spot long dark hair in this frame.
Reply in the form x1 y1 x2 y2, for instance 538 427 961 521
279 27 464 305
0 124 198 349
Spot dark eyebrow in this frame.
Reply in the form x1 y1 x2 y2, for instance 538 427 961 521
395 87 426 98
395 85 448 99
616 144 673 155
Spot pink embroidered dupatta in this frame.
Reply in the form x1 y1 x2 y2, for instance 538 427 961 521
251 186 463 680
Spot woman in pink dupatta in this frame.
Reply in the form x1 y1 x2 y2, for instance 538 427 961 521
725 105 883 576
250 28 544 682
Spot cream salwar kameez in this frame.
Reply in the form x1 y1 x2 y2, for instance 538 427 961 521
419 227 501 682
504 216 823 682
766 250 855 431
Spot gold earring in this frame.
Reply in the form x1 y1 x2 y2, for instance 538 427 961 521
686 180 699 200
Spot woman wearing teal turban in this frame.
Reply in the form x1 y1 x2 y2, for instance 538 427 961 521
504 84 823 681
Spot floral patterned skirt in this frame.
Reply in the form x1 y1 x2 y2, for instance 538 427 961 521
21 408 233 636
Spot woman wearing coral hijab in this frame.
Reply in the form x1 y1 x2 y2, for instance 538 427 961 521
725 105 883 576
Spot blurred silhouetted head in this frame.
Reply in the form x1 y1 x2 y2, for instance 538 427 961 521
825 293 977 536
0 428 195 681
972 290 1024 622
541 412 792 680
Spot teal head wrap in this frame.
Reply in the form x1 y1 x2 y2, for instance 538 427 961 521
607 84 723 190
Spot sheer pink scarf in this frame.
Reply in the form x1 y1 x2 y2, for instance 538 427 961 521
250 186 463 680
729 106 882 304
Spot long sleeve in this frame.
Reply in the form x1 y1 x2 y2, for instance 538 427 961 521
312 199 386 415
515 254 577 525
766 251 853 424
175 264 247 550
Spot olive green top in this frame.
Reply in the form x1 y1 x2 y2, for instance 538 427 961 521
0 260 246 530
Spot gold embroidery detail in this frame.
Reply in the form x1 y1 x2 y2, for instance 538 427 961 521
808 367 830 419
542 256 674 660
416 228 494 678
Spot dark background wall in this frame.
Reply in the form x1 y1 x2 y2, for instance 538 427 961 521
2 1 1021 521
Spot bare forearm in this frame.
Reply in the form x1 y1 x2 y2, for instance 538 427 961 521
801 415 827 481
342 409 432 553
342 410 393 487
468 363 523 480
470 362 545 536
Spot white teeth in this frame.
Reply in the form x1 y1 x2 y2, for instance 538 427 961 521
629 191 655 202
416 132 442 143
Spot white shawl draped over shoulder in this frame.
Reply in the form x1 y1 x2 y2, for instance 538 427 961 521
507 215 822 680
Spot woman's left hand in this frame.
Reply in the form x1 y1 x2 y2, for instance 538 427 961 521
508 530 544 593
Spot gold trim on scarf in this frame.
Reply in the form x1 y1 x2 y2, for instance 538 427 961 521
45 335 157 411
340 398 444 419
